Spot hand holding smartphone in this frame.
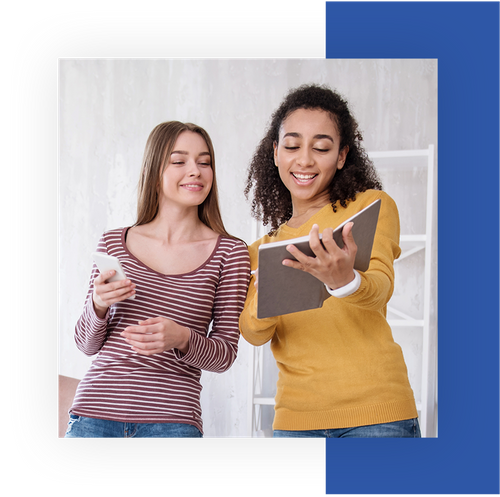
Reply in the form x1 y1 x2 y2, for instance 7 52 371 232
92 252 135 317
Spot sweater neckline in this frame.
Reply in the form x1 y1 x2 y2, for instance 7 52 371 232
120 227 223 277
278 203 335 237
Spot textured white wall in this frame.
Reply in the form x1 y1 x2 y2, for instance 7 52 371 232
59 59 437 437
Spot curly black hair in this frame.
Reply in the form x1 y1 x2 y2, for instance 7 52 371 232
244 84 383 234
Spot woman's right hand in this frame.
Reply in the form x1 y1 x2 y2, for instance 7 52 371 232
252 269 259 292
92 271 136 318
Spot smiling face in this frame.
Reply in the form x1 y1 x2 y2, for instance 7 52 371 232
159 130 214 210
274 108 348 211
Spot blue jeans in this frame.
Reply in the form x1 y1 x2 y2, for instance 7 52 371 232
273 418 421 438
64 414 203 438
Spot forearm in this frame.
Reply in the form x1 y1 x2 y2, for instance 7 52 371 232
338 192 400 309
174 329 238 373
93 298 109 319
239 287 279 346
74 293 110 356
340 259 395 310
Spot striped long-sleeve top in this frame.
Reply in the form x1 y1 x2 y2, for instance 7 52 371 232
70 227 251 434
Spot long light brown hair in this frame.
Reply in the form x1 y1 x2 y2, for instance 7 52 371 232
135 121 233 238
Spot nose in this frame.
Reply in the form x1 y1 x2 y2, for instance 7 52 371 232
186 160 201 177
297 148 314 167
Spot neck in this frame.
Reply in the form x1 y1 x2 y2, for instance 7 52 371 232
144 203 208 243
288 196 330 228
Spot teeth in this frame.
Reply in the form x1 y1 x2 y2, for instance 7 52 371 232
293 173 316 180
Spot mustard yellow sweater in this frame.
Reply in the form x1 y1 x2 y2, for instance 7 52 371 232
239 190 418 430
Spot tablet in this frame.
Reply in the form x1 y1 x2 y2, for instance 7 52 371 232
257 198 381 318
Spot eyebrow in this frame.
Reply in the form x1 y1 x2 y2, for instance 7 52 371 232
283 132 334 143
171 150 211 157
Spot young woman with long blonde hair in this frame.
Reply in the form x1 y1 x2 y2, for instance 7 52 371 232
65 122 250 438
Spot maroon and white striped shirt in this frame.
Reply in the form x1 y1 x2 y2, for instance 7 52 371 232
70 228 250 433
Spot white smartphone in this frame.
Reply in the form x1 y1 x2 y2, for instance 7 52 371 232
92 252 135 299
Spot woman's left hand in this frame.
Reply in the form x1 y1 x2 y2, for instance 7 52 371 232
283 222 357 291
121 317 190 356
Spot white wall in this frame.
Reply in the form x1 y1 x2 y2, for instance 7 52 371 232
59 59 437 437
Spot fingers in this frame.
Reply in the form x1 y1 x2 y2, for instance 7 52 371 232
320 222 356 255
121 324 161 355
93 271 136 307
282 250 305 270
93 271 109 285
121 332 163 355
341 222 357 254
308 224 324 254
121 328 156 342
129 318 169 353
137 317 162 326
282 222 358 290
283 224 324 270
101 285 135 303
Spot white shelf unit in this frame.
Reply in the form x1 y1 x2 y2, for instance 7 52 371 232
247 146 437 438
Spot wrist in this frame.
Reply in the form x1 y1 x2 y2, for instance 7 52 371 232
92 298 109 319
176 326 191 354
325 270 361 298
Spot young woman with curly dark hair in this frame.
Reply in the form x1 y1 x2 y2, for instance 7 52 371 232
240 84 420 438
244 84 383 233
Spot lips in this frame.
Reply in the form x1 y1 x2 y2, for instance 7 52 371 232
181 182 204 191
291 172 318 184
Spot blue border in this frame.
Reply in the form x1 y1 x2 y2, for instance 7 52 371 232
325 2 499 494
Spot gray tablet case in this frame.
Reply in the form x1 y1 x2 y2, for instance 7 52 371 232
257 198 381 319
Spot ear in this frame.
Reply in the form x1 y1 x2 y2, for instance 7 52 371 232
273 141 278 167
337 145 349 170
